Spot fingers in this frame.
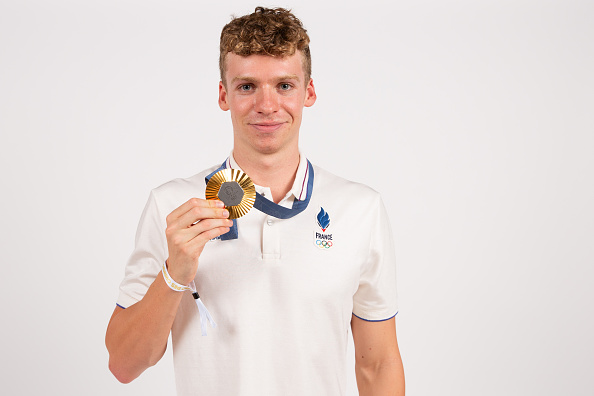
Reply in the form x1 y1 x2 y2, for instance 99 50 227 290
188 224 232 246
167 198 225 225
165 197 233 250
164 198 232 285
167 198 229 230
183 217 234 242
179 205 230 230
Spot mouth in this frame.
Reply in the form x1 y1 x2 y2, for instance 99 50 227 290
248 122 286 133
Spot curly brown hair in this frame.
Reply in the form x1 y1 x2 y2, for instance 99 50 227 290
219 6 311 86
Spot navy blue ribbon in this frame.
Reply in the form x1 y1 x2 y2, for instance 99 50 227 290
205 160 314 240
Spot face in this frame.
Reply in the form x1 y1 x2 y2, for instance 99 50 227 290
218 51 316 157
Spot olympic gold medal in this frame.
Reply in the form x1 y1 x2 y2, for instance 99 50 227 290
205 169 256 219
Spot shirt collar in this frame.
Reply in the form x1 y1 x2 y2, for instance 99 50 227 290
228 151 310 201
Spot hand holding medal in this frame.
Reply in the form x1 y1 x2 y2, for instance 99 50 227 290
164 198 232 285
162 194 236 336
161 168 254 336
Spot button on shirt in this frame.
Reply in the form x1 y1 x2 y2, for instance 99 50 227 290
226 154 310 260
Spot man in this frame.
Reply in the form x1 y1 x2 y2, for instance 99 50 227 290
106 7 404 395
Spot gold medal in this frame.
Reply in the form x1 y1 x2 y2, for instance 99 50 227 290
205 169 256 219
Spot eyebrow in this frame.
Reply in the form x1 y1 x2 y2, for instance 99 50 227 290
231 74 301 84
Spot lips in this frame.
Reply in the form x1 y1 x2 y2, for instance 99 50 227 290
248 122 286 132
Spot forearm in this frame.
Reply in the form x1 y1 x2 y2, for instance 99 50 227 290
105 273 183 383
355 358 405 396
106 198 229 383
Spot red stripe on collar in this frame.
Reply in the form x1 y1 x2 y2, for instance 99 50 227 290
298 163 309 201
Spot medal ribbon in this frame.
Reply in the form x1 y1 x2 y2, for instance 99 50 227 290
205 159 314 240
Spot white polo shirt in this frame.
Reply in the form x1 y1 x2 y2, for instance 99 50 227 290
117 154 398 396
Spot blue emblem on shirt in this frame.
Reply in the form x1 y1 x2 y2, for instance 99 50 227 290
317 207 330 232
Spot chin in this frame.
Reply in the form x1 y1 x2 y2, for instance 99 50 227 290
255 145 282 155
251 137 287 155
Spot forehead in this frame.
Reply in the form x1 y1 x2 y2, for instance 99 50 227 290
224 52 305 82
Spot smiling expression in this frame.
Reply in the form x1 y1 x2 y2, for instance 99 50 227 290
218 52 316 156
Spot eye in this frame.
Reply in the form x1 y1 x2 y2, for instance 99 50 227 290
239 84 253 91
279 83 292 90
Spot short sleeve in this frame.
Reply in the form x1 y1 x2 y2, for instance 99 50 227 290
117 190 168 308
352 195 398 321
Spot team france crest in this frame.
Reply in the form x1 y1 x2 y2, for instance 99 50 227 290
314 207 333 249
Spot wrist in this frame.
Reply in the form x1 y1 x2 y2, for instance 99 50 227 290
165 259 195 285
162 261 192 292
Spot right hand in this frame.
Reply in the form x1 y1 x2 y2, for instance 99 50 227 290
165 198 232 285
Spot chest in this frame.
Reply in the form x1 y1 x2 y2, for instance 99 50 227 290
196 201 370 309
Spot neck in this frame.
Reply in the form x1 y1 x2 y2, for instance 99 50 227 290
233 148 300 204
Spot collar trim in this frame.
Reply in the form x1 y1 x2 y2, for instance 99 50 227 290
228 152 310 201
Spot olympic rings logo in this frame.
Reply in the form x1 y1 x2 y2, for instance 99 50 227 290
316 240 333 248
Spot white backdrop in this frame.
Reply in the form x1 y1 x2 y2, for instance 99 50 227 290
1 0 592 395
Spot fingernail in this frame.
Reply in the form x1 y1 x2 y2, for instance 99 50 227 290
215 200 225 208
222 209 229 217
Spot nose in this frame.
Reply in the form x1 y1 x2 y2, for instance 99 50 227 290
254 86 279 115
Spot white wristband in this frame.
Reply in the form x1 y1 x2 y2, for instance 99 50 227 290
161 261 217 336
162 261 191 292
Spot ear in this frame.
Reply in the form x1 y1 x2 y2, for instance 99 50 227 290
219 81 230 111
304 78 317 107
